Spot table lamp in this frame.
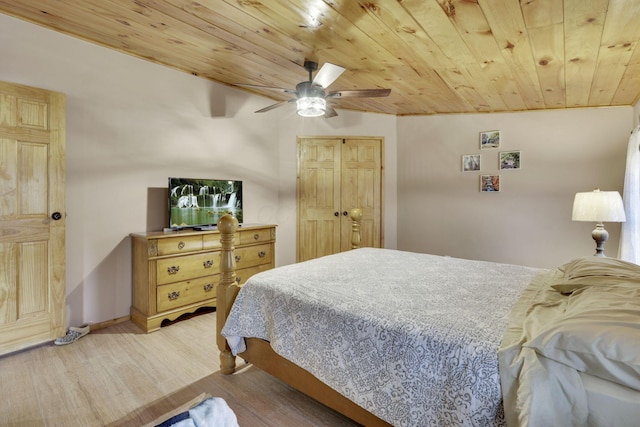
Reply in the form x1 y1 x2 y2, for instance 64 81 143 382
572 188 626 257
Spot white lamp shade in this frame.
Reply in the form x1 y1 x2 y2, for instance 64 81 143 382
572 189 626 223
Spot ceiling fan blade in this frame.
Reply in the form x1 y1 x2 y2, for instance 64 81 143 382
312 63 346 88
255 100 292 113
235 83 296 94
327 88 391 98
324 104 338 118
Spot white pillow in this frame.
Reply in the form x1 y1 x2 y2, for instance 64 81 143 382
525 284 640 391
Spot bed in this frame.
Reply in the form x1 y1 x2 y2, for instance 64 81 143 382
215 213 640 426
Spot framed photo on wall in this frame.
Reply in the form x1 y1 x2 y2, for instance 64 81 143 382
480 175 500 192
462 154 481 172
480 130 500 149
499 151 521 170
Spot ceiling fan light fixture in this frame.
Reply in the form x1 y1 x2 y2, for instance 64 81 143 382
296 96 326 117
235 61 389 118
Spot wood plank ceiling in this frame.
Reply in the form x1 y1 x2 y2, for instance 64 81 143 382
1 0 639 116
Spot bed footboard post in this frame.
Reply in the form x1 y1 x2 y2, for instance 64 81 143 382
349 208 362 249
217 214 240 375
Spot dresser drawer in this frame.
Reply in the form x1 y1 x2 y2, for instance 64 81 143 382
235 263 272 285
156 275 217 312
157 252 219 285
234 243 273 269
240 228 274 245
203 232 238 251
157 235 203 256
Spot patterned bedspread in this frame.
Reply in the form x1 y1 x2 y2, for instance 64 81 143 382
221 248 543 426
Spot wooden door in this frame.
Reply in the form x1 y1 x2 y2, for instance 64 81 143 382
340 138 382 252
0 81 66 355
297 138 342 261
297 137 382 262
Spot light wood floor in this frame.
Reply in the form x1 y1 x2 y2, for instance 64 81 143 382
0 311 361 426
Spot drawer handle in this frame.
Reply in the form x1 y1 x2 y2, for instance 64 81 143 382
253 233 259 240
168 291 180 300
204 283 214 292
235 255 241 262
167 266 180 274
203 259 214 268
258 251 266 258
177 241 185 250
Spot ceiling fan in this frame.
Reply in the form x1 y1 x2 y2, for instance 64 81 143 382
234 60 391 118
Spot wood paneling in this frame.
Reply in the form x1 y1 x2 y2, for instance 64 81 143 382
0 0 639 115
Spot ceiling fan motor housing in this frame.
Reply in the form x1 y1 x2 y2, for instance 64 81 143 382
296 81 325 99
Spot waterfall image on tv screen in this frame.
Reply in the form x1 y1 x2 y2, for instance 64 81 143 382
168 177 243 229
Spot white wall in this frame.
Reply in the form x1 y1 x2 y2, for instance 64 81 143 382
0 13 397 327
397 108 632 268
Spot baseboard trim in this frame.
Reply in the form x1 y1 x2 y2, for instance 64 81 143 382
90 315 131 332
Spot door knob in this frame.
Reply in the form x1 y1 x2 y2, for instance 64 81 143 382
342 211 348 216
334 212 339 217
51 212 62 221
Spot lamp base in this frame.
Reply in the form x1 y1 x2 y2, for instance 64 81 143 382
591 223 609 257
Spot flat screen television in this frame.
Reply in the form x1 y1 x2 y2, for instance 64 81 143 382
168 177 243 230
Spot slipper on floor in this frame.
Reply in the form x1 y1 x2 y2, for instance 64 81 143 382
54 324 90 346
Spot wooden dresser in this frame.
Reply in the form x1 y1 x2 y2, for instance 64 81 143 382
130 224 276 332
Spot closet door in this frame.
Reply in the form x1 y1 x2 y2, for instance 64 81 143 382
0 81 66 355
297 138 342 262
297 137 382 262
340 138 382 252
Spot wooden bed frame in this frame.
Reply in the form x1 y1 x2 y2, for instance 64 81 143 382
215 209 392 427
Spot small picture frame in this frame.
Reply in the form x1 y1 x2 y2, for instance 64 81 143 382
462 154 481 172
480 130 500 149
480 175 500 192
499 151 521 170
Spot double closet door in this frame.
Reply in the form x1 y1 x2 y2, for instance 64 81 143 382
297 136 383 262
